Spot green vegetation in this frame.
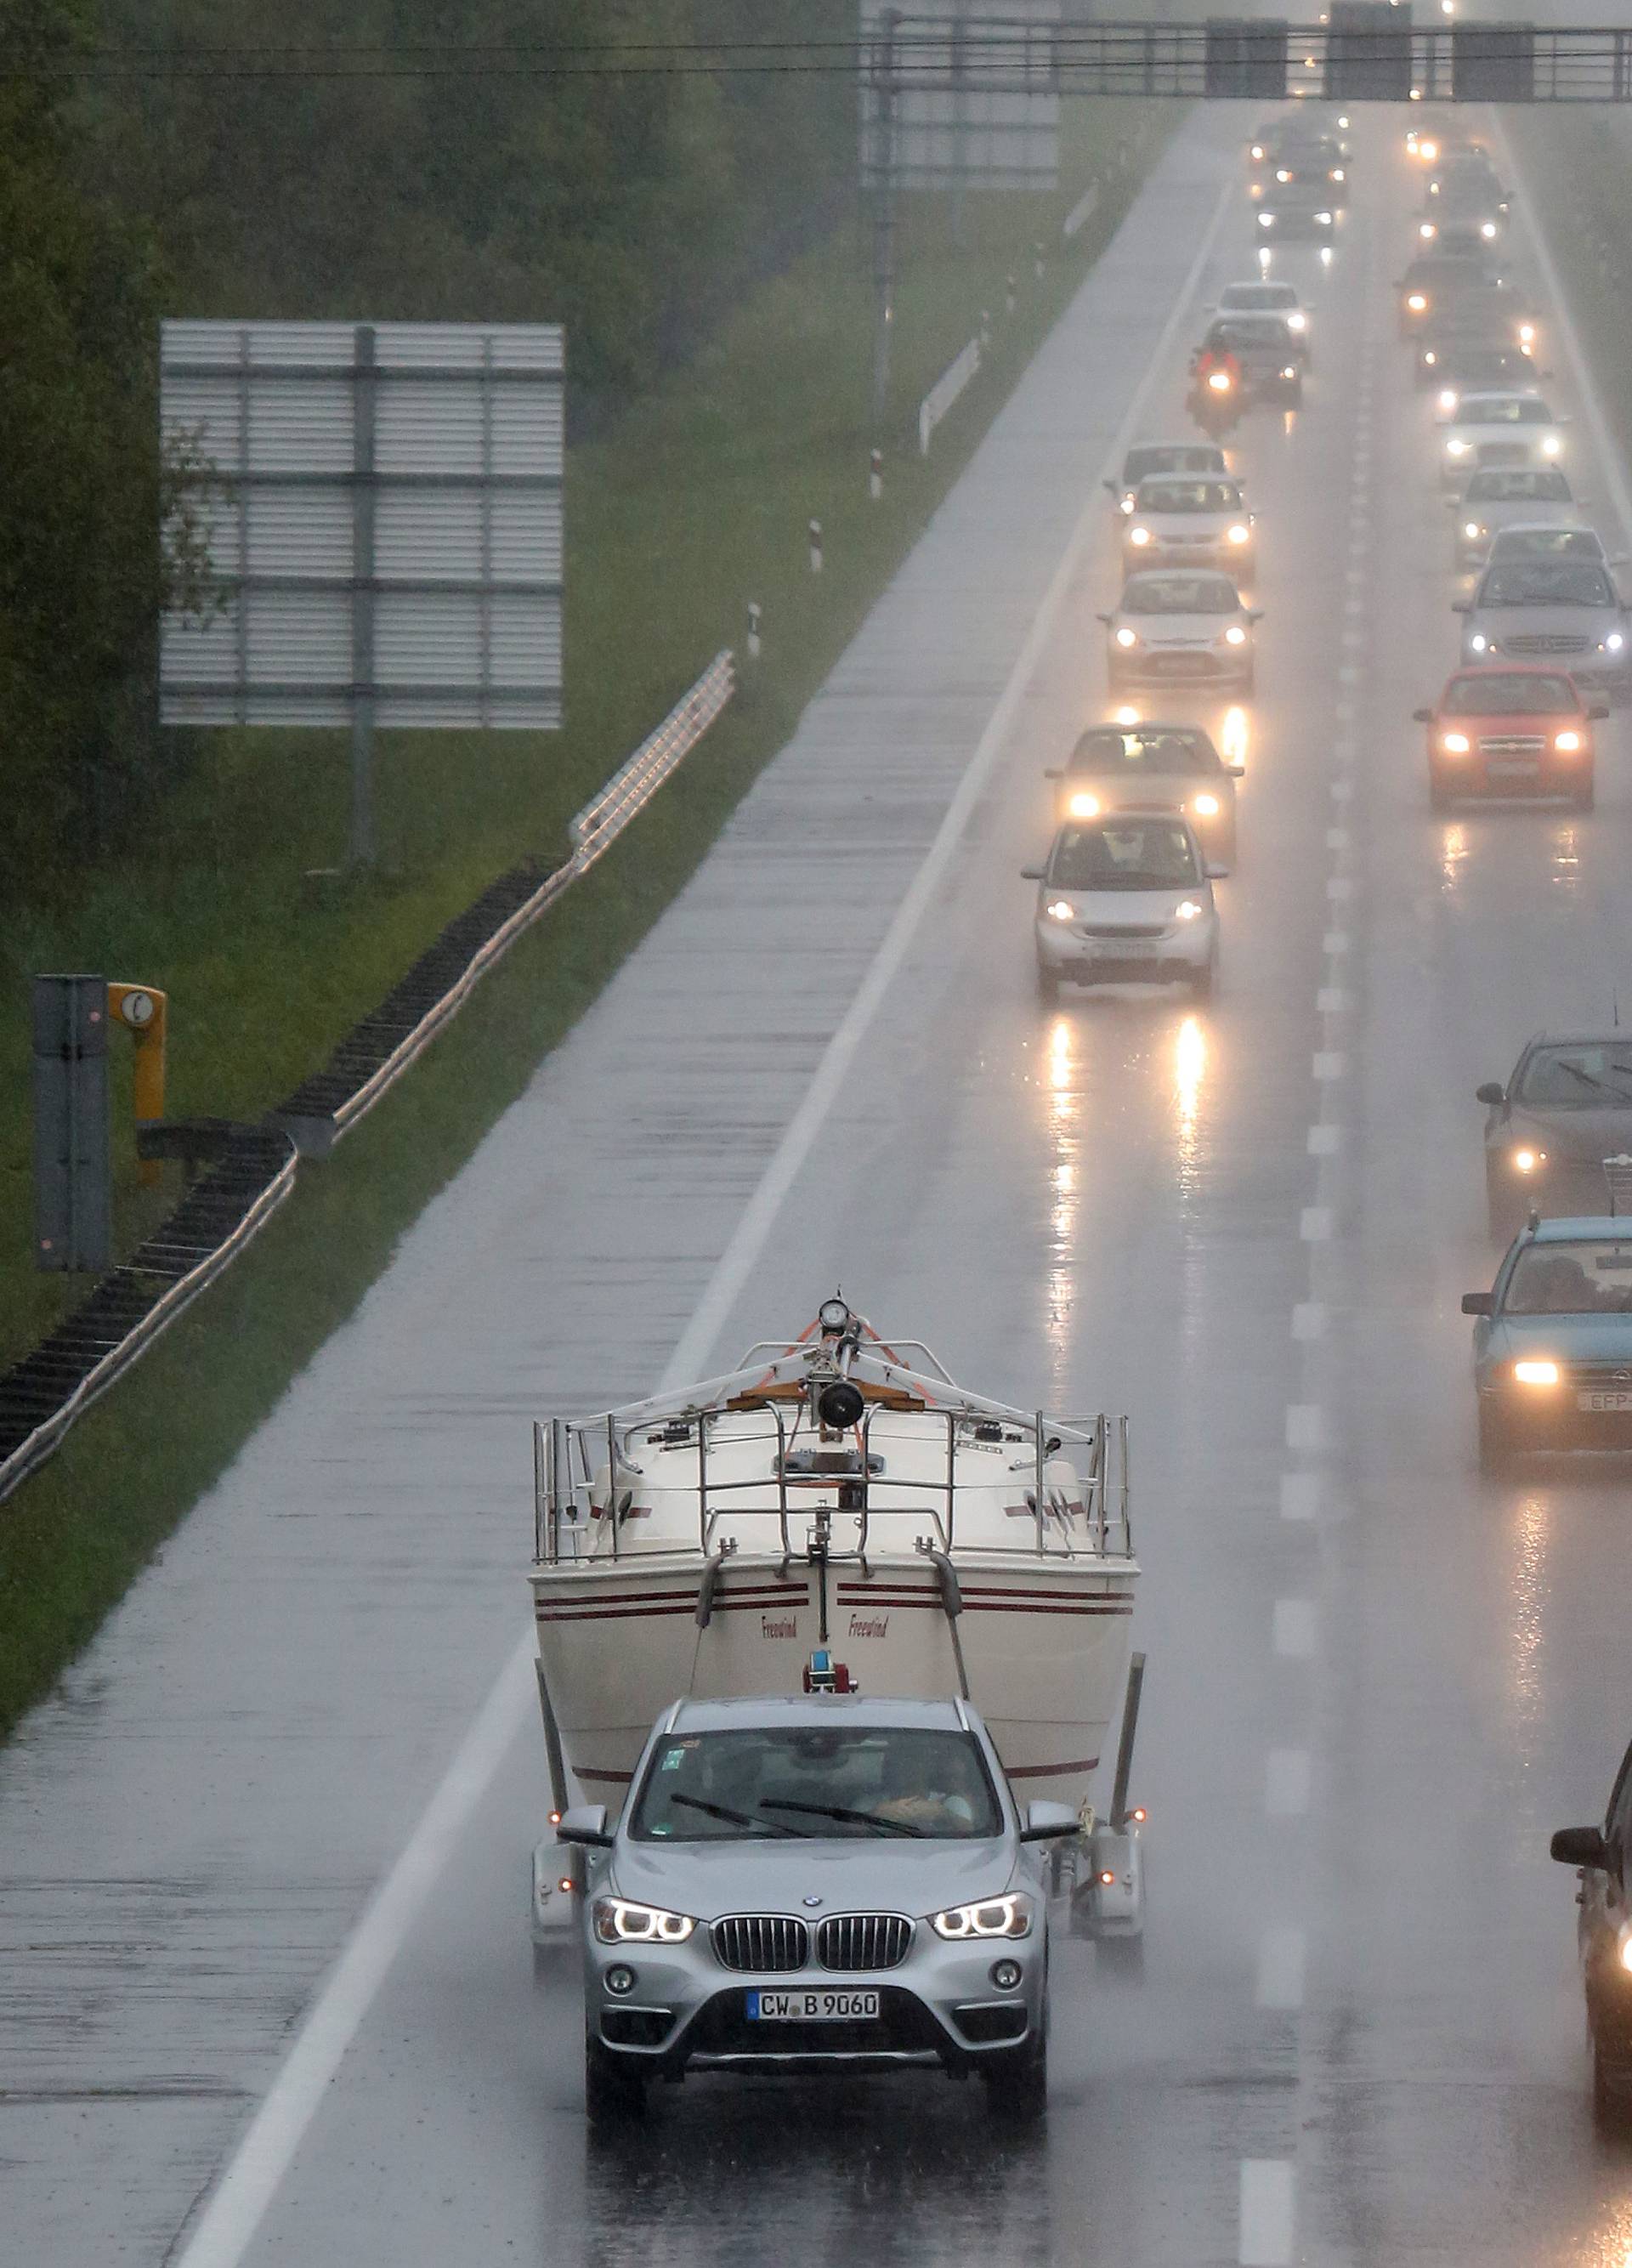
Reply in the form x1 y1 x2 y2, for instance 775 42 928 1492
1505 113 1632 460
0 52 1176 1731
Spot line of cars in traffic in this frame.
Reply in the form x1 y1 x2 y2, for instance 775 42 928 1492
1396 118 1632 2125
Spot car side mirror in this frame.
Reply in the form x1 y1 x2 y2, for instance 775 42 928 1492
1461 1291 1493 1317
1020 865 1045 882
1020 1799 1080 1842
1095 612 1112 626
558 1803 613 1848
1102 479 1118 496
1248 610 1265 622
1451 600 1470 614
1551 1825 1610 1870
1476 1082 1506 1105
1204 861 1229 881
1227 763 1246 778
1043 767 1062 778
1591 700 1612 720
1412 707 1433 723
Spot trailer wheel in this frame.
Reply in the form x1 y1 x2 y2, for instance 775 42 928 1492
1096 1935 1146 1984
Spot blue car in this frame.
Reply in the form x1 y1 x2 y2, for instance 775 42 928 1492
1464 1216 1632 1471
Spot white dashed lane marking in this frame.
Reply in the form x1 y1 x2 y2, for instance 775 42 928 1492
1273 1600 1318 1660
1256 1926 1309 2010
1266 1749 1312 1817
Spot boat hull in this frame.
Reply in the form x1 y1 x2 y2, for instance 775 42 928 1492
531 1553 1136 1812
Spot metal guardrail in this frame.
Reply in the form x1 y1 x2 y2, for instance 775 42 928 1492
0 1128 298 1505
0 654 736 1504
918 338 982 456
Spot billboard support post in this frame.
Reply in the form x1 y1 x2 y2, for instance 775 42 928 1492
350 322 378 869
871 10 899 437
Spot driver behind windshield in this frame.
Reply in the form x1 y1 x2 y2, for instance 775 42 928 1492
1051 819 1201 891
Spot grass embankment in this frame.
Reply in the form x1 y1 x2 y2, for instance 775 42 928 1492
1504 112 1632 457
0 102 1176 1737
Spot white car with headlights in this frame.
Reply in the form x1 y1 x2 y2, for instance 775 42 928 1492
1100 569 1261 695
1023 814 1222 1002
1439 391 1567 490
1120 474 1254 573
1457 557 1632 699
1045 717 1243 865
1103 439 1229 517
1211 278 1313 360
1451 465 1584 570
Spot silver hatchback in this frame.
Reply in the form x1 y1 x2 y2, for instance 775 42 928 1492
561 1694 1075 2122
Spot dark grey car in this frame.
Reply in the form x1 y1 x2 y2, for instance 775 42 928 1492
1476 1033 1632 1234
1553 1736 1632 2127
561 1694 1077 2122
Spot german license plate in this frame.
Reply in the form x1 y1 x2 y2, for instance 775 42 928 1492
746 1988 880 2021
1487 762 1537 780
1578 1390 1632 1412
1093 938 1153 959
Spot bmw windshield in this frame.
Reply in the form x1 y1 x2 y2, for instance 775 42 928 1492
628 1725 1005 1841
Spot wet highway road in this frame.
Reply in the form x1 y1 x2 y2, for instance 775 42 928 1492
10 104 1632 2268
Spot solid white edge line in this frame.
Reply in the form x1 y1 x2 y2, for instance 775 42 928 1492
168 156 1239 2268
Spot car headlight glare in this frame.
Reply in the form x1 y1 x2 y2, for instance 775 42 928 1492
1129 525 1151 545
1619 1932 1632 1975
1286 310 1306 332
1554 729 1583 752
1439 389 1459 412
1251 143 1265 160
1440 731 1470 754
1464 521 1481 540
1208 371 1232 392
1446 437 1469 456
1191 792 1221 817
1470 634 1489 653
1520 323 1535 344
1227 524 1250 544
1276 168 1291 182
1513 1358 1560 1386
1420 222 1436 240
1332 167 1346 182
1407 292 1428 311
1174 899 1204 921
1281 365 1297 379
1541 434 1561 456
1224 624 1248 646
1067 791 1100 818
1607 634 1625 654
592 1897 696 1945
1045 899 1076 923
931 1892 1034 1941
1316 211 1333 225
1114 626 1138 648
1119 496 1135 513
1259 213 1274 229
1511 1148 1545 1172
1481 221 1497 238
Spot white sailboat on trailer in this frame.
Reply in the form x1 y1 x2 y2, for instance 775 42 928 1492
528 1299 1142 1822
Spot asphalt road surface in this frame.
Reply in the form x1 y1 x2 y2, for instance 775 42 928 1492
7 101 1632 2268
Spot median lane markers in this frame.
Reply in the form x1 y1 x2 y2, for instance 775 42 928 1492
166 174 1244 2268
1255 1926 1308 2010
1326 876 1354 900
1326 826 1350 851
1281 1472 1320 1522
1307 1123 1340 1156
1336 665 1360 688
1266 1748 1312 1817
1322 929 1349 955
1273 1600 1318 1660
1312 1052 1344 1080
1292 1302 1326 1341
1240 2158 1296 2265
1300 1207 1333 1242
1285 1404 1323 1454
1330 779 1353 802
1316 987 1347 1013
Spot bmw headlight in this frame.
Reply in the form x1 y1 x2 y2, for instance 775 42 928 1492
931 1892 1034 1941
1114 626 1138 649
592 1897 696 1945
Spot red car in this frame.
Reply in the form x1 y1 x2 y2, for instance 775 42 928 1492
1414 665 1606 812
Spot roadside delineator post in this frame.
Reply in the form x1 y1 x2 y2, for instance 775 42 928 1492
979 308 992 349
808 519 824 574
747 602 762 660
1006 271 1017 315
870 449 883 502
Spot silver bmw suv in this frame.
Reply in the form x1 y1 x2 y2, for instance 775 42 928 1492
559 1693 1077 2122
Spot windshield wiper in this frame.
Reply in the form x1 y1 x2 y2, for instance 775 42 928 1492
1556 1062 1632 1100
757 1797 926 1837
670 1792 808 1837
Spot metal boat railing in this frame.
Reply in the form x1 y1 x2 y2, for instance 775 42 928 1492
532 1398 1132 1568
